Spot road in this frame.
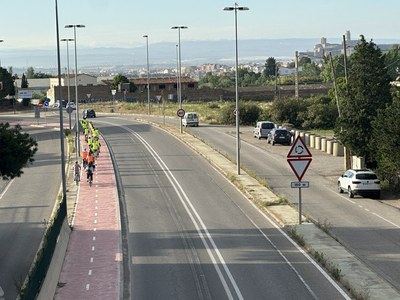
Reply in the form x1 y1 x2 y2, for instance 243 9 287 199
186 123 400 292
97 116 349 299
0 124 63 300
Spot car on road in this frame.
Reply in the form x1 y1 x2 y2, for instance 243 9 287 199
83 109 96 118
182 112 199 127
253 121 275 139
267 128 292 145
338 169 381 199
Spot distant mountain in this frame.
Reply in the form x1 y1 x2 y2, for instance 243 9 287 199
3 38 400 73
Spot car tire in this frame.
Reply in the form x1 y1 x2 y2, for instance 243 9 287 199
348 187 354 198
258 136 261 140
338 183 343 193
272 140 275 146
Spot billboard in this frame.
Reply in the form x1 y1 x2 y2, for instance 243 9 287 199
18 89 33 98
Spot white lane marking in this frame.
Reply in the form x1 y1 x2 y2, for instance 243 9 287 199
90 257 94 263
88 270 92 276
0 179 14 200
373 213 400 229
86 284 90 291
331 189 400 228
129 126 241 300
0 286 4 296
93 236 96 241
92 246 95 251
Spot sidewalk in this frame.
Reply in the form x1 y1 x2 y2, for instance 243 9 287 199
54 135 121 299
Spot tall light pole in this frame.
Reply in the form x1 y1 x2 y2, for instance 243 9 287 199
171 26 187 134
61 38 74 130
223 3 249 175
54 0 67 214
65 24 85 157
0 40 3 67
143 35 151 114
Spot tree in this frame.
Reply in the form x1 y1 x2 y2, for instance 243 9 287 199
111 74 129 90
21 73 28 88
0 68 15 99
299 56 311 66
384 44 400 81
26 67 35 79
335 35 392 166
0 123 38 179
371 93 400 184
263 57 276 79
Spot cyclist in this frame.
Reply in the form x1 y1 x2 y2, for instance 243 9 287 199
86 162 95 184
73 161 81 183
81 148 89 168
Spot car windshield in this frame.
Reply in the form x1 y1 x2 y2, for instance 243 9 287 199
356 173 378 180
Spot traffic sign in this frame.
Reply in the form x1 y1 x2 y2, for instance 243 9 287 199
177 108 185 118
287 158 312 181
287 135 312 158
291 181 309 188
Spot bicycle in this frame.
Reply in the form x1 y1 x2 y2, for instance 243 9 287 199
74 172 80 185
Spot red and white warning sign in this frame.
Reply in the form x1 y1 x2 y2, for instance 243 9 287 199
287 135 312 181
287 158 312 181
287 135 312 158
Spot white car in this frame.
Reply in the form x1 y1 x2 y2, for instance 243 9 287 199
253 121 275 139
338 169 381 199
182 112 199 127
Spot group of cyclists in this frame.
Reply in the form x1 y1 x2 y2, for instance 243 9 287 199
73 118 101 186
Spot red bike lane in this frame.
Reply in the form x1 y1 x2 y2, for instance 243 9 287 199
55 135 121 299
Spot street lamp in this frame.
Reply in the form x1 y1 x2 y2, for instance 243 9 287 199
171 26 188 134
61 38 74 130
54 0 67 214
0 40 3 67
223 3 249 175
143 35 150 114
65 24 85 158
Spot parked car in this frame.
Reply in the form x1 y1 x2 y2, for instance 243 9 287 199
338 169 381 199
253 121 275 139
182 112 199 127
83 109 96 118
267 128 292 145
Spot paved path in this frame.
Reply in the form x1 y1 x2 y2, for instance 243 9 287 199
55 135 121 299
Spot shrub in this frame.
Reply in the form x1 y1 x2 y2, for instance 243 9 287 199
219 102 262 125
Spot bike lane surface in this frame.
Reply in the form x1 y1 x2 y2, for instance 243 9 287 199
55 135 121 299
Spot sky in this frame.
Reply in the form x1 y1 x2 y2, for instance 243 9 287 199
2 0 400 50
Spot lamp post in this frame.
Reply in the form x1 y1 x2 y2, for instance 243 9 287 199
143 35 150 114
61 38 74 130
0 40 3 67
54 0 67 214
171 26 187 134
65 24 85 157
223 3 249 175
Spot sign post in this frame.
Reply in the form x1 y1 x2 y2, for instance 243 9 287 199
287 135 312 224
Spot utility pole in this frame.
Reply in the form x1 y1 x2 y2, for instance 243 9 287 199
329 52 341 118
343 35 348 86
295 51 299 99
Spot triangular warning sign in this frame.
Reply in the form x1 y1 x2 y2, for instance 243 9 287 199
287 158 312 181
287 135 312 158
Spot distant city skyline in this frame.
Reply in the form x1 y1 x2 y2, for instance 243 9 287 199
2 0 400 51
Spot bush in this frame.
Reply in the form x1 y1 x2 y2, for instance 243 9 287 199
219 102 262 125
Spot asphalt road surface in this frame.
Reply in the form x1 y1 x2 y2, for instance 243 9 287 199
0 125 63 300
97 116 349 299
187 124 400 292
